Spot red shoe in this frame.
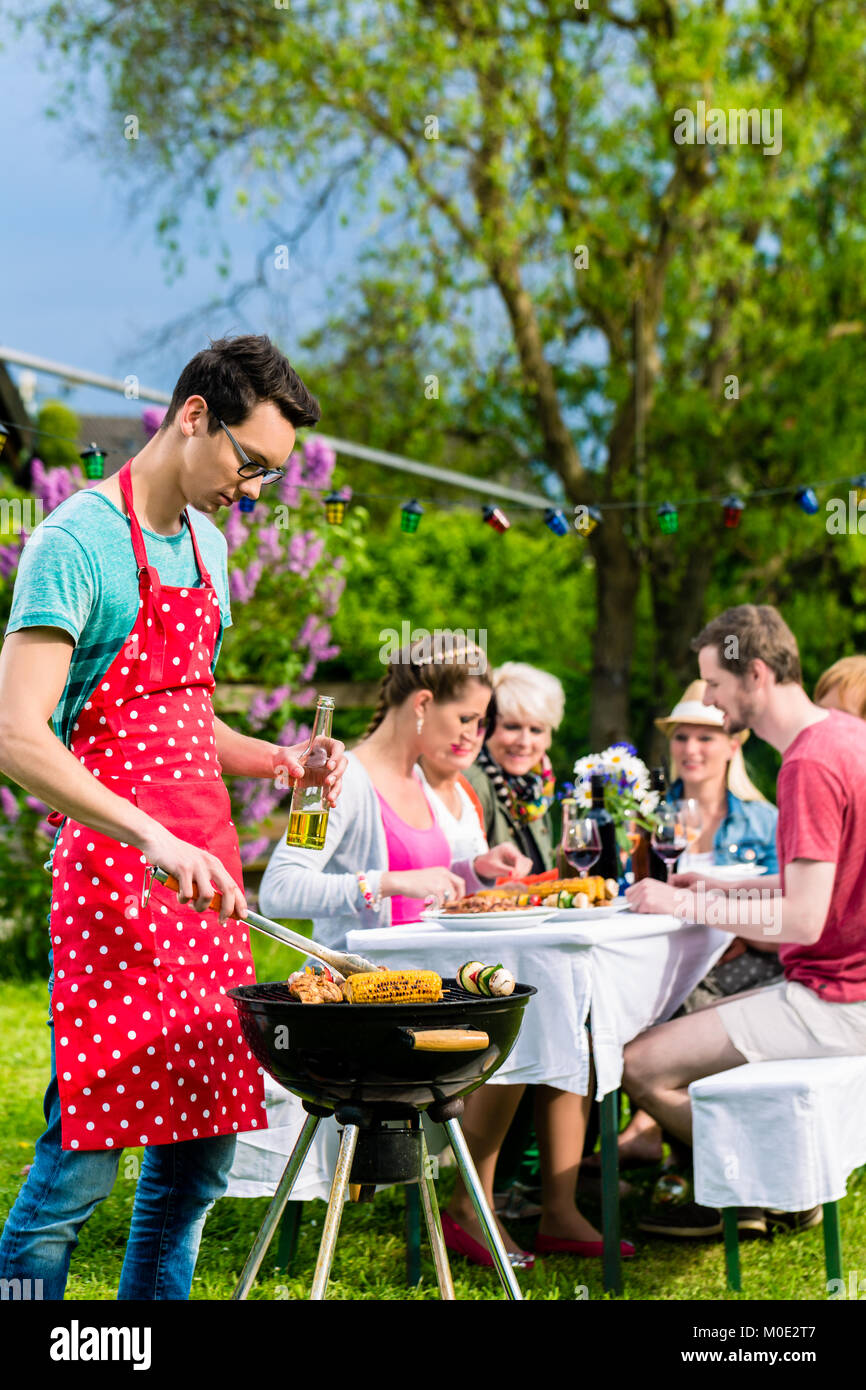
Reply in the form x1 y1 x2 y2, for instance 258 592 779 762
534 1232 636 1259
441 1211 535 1270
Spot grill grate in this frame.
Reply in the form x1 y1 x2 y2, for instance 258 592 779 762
234 980 519 1005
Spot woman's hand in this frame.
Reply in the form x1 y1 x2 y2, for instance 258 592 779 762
380 866 466 908
473 843 533 883
273 737 347 807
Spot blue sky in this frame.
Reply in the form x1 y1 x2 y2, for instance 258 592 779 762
0 25 350 419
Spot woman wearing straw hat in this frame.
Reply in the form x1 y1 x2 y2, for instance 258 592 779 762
607 678 780 1167
654 678 778 875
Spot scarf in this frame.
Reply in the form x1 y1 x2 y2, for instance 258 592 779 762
475 744 556 825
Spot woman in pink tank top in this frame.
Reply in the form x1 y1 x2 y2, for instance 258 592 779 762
375 785 454 923
353 640 529 915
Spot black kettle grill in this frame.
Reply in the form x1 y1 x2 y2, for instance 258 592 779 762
228 979 536 1301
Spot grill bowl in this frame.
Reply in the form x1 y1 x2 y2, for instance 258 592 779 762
229 979 535 1112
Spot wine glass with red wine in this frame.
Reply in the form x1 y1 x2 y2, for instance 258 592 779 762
562 817 602 879
651 805 687 884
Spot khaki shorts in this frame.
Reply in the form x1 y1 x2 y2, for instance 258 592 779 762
714 978 866 1064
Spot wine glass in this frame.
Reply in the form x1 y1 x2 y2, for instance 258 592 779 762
618 817 642 878
561 817 602 879
677 799 703 853
651 805 687 883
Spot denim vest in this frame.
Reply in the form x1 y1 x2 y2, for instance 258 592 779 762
668 779 778 873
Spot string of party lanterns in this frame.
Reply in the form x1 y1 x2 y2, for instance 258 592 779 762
2 417 865 537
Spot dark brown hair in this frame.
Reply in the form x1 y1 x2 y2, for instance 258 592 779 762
691 604 802 685
161 334 321 433
363 642 492 738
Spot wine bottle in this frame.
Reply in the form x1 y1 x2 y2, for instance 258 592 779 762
555 797 573 879
285 695 334 850
648 766 668 882
586 774 619 881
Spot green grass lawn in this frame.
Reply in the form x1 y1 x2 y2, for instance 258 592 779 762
2 937 864 1301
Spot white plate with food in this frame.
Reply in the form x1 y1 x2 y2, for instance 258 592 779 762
418 907 557 930
551 898 633 921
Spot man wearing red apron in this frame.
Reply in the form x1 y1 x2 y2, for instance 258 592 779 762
0 335 346 1298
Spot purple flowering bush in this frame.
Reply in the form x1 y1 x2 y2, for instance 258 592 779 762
0 788 56 976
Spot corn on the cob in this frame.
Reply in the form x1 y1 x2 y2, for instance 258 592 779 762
343 970 443 1003
539 875 613 904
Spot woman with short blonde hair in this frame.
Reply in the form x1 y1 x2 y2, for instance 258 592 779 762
463 661 566 875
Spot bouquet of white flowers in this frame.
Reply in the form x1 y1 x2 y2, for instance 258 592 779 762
569 743 660 837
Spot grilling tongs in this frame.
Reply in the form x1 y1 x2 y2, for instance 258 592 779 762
146 867 380 979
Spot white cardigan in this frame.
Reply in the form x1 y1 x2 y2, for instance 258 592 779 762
258 750 483 950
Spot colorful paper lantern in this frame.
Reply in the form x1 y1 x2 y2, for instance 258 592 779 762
400 499 423 533
576 505 602 537
657 501 678 534
324 490 348 525
80 444 105 480
544 507 569 537
482 503 510 533
795 486 819 515
722 495 745 528
238 496 256 514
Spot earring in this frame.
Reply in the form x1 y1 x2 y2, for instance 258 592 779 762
417 717 424 734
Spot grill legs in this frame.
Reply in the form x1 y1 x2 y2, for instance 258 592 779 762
441 1116 523 1301
418 1133 456 1300
231 1110 523 1300
231 1111 323 1300
310 1123 360 1300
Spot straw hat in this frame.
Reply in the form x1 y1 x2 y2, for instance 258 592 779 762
654 679 749 745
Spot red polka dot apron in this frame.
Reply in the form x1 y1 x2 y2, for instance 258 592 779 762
49 460 265 1151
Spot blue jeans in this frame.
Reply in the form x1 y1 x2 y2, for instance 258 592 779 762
0 979 236 1300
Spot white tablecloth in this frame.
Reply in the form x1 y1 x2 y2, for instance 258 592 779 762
347 910 731 1099
691 1056 866 1211
225 909 730 1202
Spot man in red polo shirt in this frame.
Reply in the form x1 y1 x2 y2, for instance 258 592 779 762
623 604 866 1236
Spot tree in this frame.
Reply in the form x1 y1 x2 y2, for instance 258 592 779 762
26 0 866 742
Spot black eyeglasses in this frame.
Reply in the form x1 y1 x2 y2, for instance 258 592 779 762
215 415 287 485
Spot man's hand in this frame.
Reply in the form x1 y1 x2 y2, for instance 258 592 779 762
140 825 247 924
474 842 533 883
626 877 695 920
670 871 723 890
273 737 347 807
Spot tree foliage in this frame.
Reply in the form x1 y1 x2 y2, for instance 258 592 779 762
21 0 866 746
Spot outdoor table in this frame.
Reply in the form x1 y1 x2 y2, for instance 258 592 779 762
227 907 730 1292
346 908 731 1291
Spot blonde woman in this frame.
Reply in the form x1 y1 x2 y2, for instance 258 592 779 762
463 661 565 873
658 678 777 874
814 656 866 719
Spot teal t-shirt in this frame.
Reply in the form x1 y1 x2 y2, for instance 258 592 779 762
5 490 232 748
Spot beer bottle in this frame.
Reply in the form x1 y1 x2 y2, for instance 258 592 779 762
285 696 334 850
